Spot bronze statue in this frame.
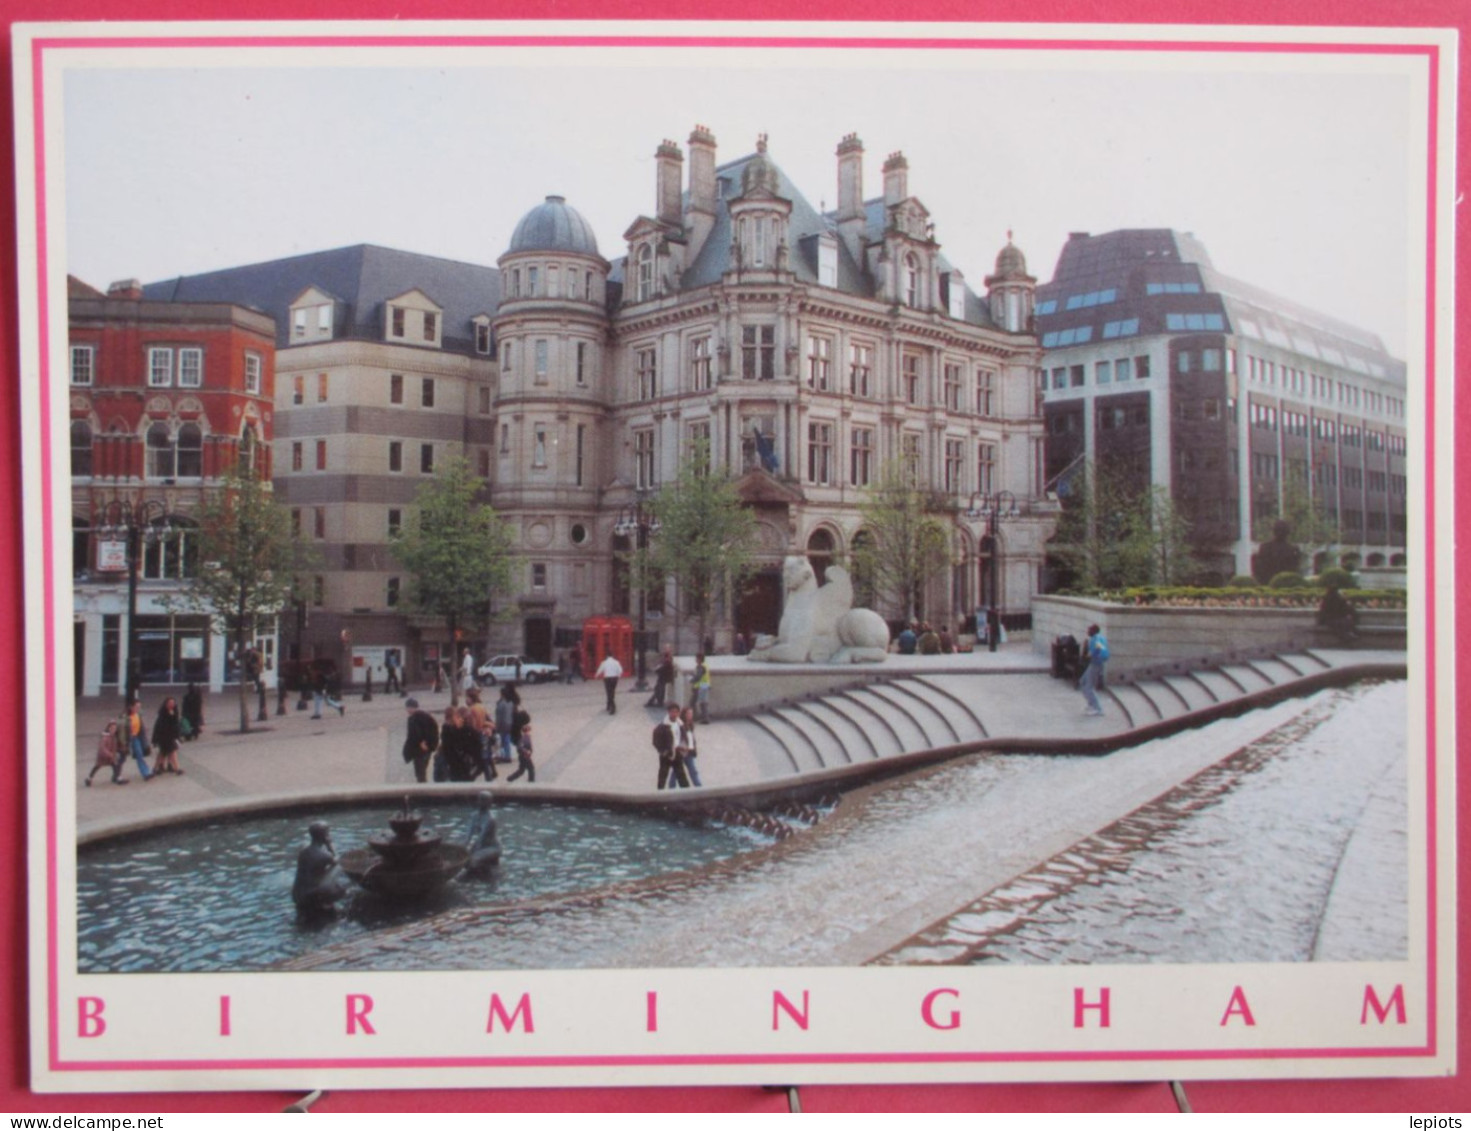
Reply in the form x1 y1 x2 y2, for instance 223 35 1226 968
292 821 347 912
1251 519 1302 584
465 791 503 877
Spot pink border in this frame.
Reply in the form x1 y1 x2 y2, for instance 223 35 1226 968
31 29 1443 1078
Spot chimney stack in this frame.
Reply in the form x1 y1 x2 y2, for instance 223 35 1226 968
686 124 718 261
107 278 143 300
882 151 908 206
656 138 683 226
836 133 865 265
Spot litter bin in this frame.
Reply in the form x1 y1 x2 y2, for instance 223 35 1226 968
1051 634 1081 681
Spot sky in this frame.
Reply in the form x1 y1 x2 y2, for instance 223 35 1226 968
60 42 1419 356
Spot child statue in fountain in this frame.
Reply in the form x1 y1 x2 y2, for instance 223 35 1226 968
292 821 348 912
464 791 503 876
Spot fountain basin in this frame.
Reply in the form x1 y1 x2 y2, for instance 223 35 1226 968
341 844 469 898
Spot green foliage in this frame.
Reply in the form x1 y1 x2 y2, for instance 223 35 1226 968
1081 583 1404 609
1228 574 1258 588
646 440 760 647
850 463 952 623
1253 478 1341 551
1316 567 1357 590
169 467 305 733
1270 571 1310 589
391 456 516 703
1049 462 1197 589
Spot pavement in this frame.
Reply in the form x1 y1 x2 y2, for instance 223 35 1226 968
71 644 1407 842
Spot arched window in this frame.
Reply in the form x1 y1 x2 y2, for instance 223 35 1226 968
146 422 176 479
239 423 260 473
176 423 203 478
806 528 836 586
70 421 93 478
142 516 199 581
1366 552 1385 567
904 253 921 307
636 244 654 302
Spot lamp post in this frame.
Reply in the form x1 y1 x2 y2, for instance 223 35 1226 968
613 498 660 692
94 496 169 706
966 490 1019 654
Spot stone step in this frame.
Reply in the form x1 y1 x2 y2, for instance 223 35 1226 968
730 718 804 779
771 705 848 770
839 687 931 754
866 683 960 749
1157 673 1219 713
1131 679 1195 722
748 711 819 774
1217 663 1276 694
1244 656 1302 687
1191 668 1241 704
829 690 912 759
1098 682 1153 728
909 676 990 741
791 699 872 763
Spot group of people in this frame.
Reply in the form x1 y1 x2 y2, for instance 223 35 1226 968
895 622 957 656
652 703 703 789
86 684 205 786
401 684 536 785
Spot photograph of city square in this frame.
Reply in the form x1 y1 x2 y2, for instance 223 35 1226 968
23 24 1450 1087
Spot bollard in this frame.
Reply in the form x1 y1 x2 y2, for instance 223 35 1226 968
256 681 268 722
276 680 288 716
363 669 373 702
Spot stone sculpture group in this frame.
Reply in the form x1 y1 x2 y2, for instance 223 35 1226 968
747 555 890 664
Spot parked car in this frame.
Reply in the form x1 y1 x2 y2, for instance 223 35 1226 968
477 654 559 685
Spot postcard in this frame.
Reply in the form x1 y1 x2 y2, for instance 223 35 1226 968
15 20 1456 1092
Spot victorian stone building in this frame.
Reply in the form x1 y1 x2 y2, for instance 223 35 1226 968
142 128 1052 673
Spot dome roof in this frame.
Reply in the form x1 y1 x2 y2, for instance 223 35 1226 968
507 195 600 256
740 134 781 197
992 235 1030 281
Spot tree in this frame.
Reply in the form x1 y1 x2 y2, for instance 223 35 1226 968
390 455 517 706
1266 477 1342 571
851 464 952 624
646 440 760 650
170 467 301 734
1049 462 1197 590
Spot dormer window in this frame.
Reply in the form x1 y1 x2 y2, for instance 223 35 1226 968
423 312 437 342
818 239 837 288
474 319 492 355
636 244 654 302
904 254 921 307
290 289 337 343
391 307 406 337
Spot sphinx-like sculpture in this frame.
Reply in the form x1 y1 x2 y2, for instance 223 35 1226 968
748 556 890 664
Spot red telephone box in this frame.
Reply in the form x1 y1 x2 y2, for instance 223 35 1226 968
581 616 633 678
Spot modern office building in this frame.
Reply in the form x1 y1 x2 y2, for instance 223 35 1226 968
140 128 1055 674
68 277 278 696
1037 229 1408 581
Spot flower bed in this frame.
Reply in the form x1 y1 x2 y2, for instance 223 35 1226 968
1063 585 1406 610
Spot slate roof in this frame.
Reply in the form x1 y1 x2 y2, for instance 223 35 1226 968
143 244 502 354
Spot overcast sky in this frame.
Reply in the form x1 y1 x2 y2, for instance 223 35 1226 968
60 44 1419 355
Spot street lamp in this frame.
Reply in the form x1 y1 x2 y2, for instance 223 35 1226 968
966 490 1020 654
93 496 170 705
613 498 660 692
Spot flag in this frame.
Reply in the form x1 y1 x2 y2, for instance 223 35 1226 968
754 428 779 472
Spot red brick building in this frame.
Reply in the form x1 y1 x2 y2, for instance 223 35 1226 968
69 277 278 696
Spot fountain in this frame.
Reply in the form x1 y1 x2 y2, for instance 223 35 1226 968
338 797 469 898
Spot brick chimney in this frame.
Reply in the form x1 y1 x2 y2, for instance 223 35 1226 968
882 151 908 206
107 278 143 300
656 138 683 226
685 124 718 261
836 133 865 264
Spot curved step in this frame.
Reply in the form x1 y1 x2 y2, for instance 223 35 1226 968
841 688 931 753
791 700 868 764
910 676 990 740
749 711 816 774
830 691 909 758
865 683 958 749
1159 674 1217 713
771 705 845 770
1218 663 1275 694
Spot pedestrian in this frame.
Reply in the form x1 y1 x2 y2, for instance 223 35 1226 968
732 632 749 656
433 706 459 782
653 704 688 790
510 703 531 763
181 681 204 741
123 699 152 781
384 649 404 696
152 697 184 776
918 622 941 654
460 646 477 696
1079 623 1110 717
594 651 623 715
507 721 536 783
897 623 917 655
312 669 345 718
678 706 702 787
646 646 674 707
85 720 127 786
465 688 496 780
494 684 518 763
401 698 440 784
690 653 712 723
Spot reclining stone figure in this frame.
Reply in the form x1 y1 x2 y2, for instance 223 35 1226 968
748 555 890 664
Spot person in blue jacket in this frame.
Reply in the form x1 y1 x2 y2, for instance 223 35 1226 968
1079 623 1109 717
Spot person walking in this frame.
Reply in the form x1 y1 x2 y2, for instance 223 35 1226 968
312 670 344 718
678 706 702 787
690 653 712 724
85 720 127 786
123 699 152 782
384 650 404 696
494 685 518 763
181 681 204 741
152 697 184 776
401 698 440 784
594 651 623 715
645 647 675 707
653 704 688 790
1079 623 1110 717
507 721 536 783
460 646 477 696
